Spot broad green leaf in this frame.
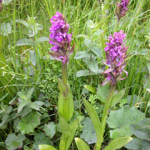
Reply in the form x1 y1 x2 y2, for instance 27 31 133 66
26 87 34 101
38 144 57 150
125 138 150 150
30 101 44 111
104 137 133 150
0 114 9 129
80 117 97 144
74 51 90 59
84 85 96 94
110 89 125 108
84 38 93 47
130 118 150 140
20 107 32 117
96 84 109 103
75 138 90 150
92 29 103 41
83 99 102 146
107 106 145 139
18 101 29 113
43 122 56 139
86 20 96 29
76 70 93 77
33 132 51 150
17 111 41 134
36 37 49 43
16 19 29 27
91 46 102 58
5 133 25 150
127 94 141 106
85 60 99 73
0 23 11 36
29 50 36 66
16 38 35 46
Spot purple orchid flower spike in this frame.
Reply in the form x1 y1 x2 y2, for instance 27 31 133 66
101 30 128 86
0 0 3 12
116 0 129 21
49 12 75 64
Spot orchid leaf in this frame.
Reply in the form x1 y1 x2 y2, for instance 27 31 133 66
66 119 79 150
59 112 70 136
96 84 109 103
84 85 96 94
110 89 126 108
58 83 74 121
83 99 102 147
75 138 90 150
103 137 133 150
38 144 57 150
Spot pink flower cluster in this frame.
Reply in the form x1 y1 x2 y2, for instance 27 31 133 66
116 0 129 20
49 12 74 63
102 30 128 85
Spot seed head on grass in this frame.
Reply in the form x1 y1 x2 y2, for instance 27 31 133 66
102 30 128 86
116 0 129 21
49 12 74 64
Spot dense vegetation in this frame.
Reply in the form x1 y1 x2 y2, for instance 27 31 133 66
0 0 150 150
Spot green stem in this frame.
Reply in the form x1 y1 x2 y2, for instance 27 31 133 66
62 63 67 85
99 85 116 149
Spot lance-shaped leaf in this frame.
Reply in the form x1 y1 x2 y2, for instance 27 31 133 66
58 78 68 95
59 112 71 136
58 83 74 121
103 137 133 150
84 85 96 94
83 99 102 147
59 113 71 150
75 138 90 150
65 119 79 150
38 144 57 150
109 89 126 108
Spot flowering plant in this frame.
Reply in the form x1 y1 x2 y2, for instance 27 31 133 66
39 12 78 150
102 30 128 86
75 31 132 150
116 0 129 21
49 12 74 64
